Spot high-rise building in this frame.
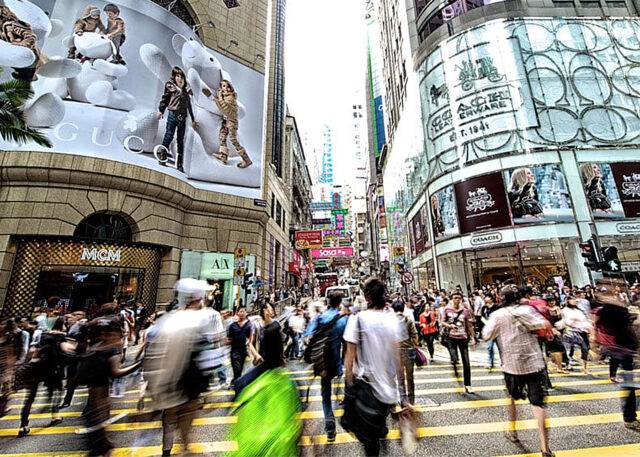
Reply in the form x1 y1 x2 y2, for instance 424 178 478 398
387 0 640 291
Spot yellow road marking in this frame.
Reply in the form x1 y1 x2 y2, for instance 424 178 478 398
496 443 640 457
0 389 625 434
0 413 627 455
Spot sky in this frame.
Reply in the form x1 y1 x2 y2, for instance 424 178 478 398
284 0 368 189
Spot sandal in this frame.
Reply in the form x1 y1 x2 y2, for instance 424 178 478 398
17 426 30 437
542 451 556 457
504 430 520 443
50 417 63 426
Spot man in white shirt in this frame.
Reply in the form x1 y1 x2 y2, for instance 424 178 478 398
344 278 401 457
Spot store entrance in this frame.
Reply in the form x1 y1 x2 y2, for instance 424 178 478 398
469 241 569 290
34 265 144 318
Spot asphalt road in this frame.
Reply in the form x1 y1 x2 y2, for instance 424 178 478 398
1 343 638 457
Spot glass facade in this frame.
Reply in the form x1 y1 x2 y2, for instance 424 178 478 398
398 17 640 290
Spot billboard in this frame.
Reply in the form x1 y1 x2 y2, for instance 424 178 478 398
430 186 459 241
454 172 511 234
294 230 323 249
0 0 265 197
411 212 425 253
504 165 573 225
579 162 640 219
311 247 354 259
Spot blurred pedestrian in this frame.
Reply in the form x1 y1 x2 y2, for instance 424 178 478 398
302 291 347 442
483 285 555 456
594 282 639 430
343 278 401 457
442 291 476 393
394 301 418 404
227 306 258 383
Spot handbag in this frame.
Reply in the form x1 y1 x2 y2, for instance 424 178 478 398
341 378 389 442
414 348 427 367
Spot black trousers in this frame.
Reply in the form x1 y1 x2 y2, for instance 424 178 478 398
230 350 247 382
447 338 471 386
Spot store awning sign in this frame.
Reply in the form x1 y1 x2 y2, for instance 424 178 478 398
81 248 121 262
310 247 354 259
295 230 323 249
470 231 503 246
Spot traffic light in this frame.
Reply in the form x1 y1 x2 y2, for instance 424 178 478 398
579 238 600 271
601 246 622 273
242 272 254 289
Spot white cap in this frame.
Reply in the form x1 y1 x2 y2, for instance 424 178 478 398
174 278 210 302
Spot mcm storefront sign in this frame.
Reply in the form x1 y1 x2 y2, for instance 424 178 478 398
424 38 538 157
81 248 121 262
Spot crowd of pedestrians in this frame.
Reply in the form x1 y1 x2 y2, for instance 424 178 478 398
0 275 638 457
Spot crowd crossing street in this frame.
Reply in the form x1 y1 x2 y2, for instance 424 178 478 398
0 347 638 457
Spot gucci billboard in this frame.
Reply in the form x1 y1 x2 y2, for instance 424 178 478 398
419 18 640 180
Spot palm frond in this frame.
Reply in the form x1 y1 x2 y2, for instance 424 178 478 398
0 79 33 106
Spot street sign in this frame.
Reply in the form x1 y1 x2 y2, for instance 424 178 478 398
393 246 405 256
295 230 323 249
401 271 414 285
233 267 245 285
234 248 246 267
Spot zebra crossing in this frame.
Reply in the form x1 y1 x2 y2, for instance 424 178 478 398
0 351 637 456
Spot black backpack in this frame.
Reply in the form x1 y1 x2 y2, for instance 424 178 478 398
303 313 343 378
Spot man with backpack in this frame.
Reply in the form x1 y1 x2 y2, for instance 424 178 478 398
303 290 347 442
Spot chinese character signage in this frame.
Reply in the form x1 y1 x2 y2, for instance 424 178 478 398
294 230 323 249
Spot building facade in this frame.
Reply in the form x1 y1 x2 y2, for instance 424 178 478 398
394 0 640 291
0 0 291 316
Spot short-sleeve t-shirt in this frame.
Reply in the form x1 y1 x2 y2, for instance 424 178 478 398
227 320 254 353
443 306 473 340
343 310 401 405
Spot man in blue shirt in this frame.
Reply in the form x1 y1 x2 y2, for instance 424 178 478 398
303 291 347 442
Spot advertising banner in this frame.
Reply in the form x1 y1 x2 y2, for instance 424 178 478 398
310 247 354 259
454 172 511 234
411 212 425 253
420 204 430 248
580 162 640 219
0 0 265 197
608 163 640 218
295 230 323 249
430 186 459 241
504 165 573 225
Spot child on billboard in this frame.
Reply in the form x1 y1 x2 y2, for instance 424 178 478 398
157 66 199 173
103 3 126 65
202 81 253 168
0 4 45 82
69 6 106 60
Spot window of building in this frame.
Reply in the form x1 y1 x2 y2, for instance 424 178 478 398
74 212 133 242
606 0 626 6
151 0 196 27
276 201 282 226
553 0 575 6
270 193 275 218
282 209 286 229
580 0 601 6
271 0 286 178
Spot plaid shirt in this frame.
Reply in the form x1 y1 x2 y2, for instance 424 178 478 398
482 304 547 375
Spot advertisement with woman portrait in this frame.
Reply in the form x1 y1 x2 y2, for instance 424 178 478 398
503 165 574 225
0 0 265 198
430 186 460 241
579 162 638 219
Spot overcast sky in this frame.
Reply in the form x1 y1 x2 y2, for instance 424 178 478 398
284 0 367 188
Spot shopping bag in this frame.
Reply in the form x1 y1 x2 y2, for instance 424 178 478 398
414 348 427 367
